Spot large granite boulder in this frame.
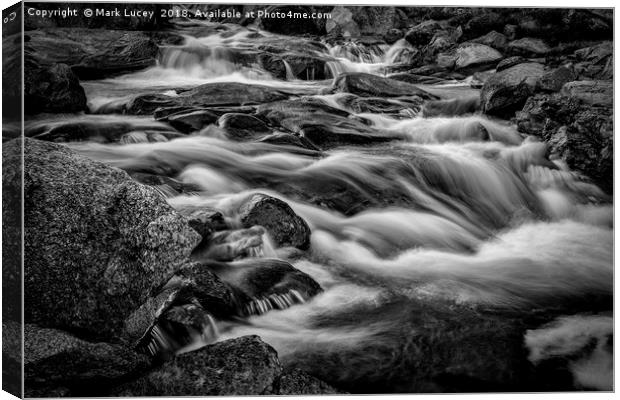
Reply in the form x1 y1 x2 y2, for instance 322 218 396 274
2 138 201 340
480 62 545 118
24 324 150 397
115 336 282 396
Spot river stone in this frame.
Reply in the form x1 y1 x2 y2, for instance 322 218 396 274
404 20 442 46
496 56 528 72
238 193 311 249
24 63 87 114
560 80 612 107
326 6 361 38
480 62 545 118
25 324 150 397
166 110 219 133
218 113 270 140
273 369 341 394
4 138 201 340
454 43 503 72
537 66 578 93
508 37 551 57
115 336 282 396
25 29 159 79
126 83 288 115
333 72 436 99
573 41 613 80
470 30 508 51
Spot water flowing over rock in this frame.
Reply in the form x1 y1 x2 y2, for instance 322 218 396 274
238 193 311 249
4 138 201 340
115 336 282 396
24 324 150 397
480 62 545 118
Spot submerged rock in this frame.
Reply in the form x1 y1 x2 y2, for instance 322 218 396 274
115 336 282 396
480 62 544 118
25 324 149 397
238 193 311 249
3 138 201 340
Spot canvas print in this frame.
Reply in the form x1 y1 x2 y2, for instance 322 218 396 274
1 2 614 397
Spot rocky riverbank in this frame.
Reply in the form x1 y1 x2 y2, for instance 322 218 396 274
3 4 613 396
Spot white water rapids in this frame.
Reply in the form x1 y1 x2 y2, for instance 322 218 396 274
54 22 612 392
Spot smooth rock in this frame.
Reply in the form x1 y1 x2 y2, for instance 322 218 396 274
454 43 503 72
167 110 219 133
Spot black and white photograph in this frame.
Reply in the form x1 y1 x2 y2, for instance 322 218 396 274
1 1 615 397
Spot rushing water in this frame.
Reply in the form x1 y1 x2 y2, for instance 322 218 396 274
37 21 613 393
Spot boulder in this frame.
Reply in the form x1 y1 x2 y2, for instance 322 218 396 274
325 6 360 37
574 41 613 80
384 28 404 44
515 93 612 192
350 7 397 36
537 66 578 92
273 369 341 394
560 80 612 107
218 113 270 140
461 11 506 40
454 43 503 72
166 110 219 133
25 324 149 397
480 62 545 118
2 138 201 340
24 63 87 114
238 193 311 249
126 83 288 115
332 72 436 99
25 29 159 79
404 20 442 46
115 336 282 396
470 30 508 51
496 56 528 72
508 38 551 57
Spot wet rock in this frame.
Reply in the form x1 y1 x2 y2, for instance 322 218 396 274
454 43 503 72
218 113 270 140
25 29 159 79
333 72 436 99
2 138 201 340
238 193 311 249
573 41 612 80
166 110 219 133
177 207 228 240
384 28 404 44
259 52 330 81
470 30 508 51
193 226 267 262
129 173 202 197
258 132 321 151
480 62 545 118
560 80 612 107
338 94 423 115
273 369 341 395
25 63 87 114
537 66 578 93
126 83 288 115
423 96 480 117
496 56 528 72
115 336 282 396
515 93 612 192
508 38 551 57
404 20 442 46
25 324 149 397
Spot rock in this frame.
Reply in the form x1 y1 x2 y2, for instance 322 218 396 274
496 56 528 72
426 31 457 56
3 138 201 340
537 66 578 92
325 6 360 37
384 28 404 44
574 41 613 80
25 29 159 79
218 113 270 140
515 93 612 192
350 7 397 36
192 226 267 262
126 83 288 115
238 193 311 249
480 62 545 118
25 324 149 397
454 43 503 72
115 336 282 396
24 63 87 114
504 24 518 40
166 110 219 133
258 133 321 151
338 94 423 115
404 20 442 46
178 207 228 240
470 30 508 51
332 72 436 99
259 52 330 81
461 12 506 40
273 369 341 394
560 80 612 107
508 38 551 57
129 172 202 197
